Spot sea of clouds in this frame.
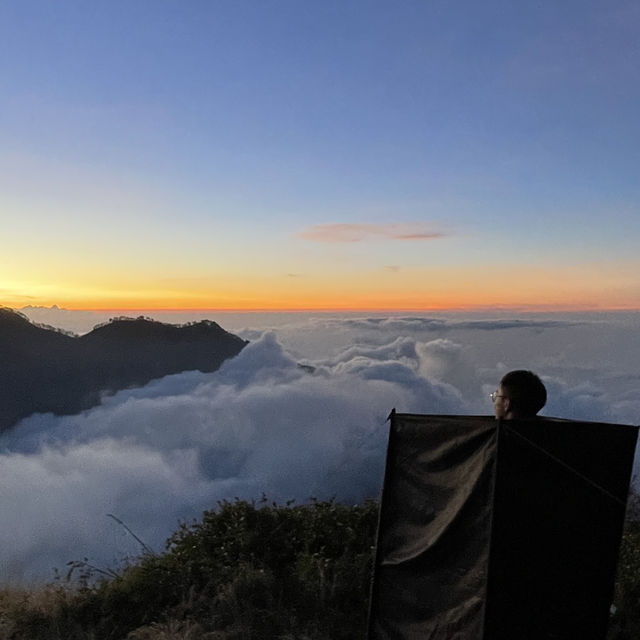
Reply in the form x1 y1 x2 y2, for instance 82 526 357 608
4 310 640 583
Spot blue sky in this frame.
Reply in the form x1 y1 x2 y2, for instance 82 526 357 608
2 0 639 309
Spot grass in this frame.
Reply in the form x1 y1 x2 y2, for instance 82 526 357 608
1 494 638 639
0 498 378 640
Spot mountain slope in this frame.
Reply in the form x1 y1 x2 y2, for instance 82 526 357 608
0 309 247 431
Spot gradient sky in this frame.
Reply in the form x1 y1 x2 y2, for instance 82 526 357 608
2 0 639 311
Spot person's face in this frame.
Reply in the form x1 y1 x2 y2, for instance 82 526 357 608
492 384 510 419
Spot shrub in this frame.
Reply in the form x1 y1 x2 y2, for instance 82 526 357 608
0 498 379 640
608 490 640 639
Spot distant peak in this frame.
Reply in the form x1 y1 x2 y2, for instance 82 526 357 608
20 304 65 311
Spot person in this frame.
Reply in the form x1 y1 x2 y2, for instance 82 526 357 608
491 369 546 419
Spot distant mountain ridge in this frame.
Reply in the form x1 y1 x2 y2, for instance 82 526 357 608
0 308 248 432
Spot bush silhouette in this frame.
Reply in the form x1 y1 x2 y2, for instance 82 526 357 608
0 498 378 639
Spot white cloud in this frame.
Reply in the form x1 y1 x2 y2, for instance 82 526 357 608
2 312 640 582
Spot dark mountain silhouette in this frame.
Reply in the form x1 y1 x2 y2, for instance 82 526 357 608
0 308 248 432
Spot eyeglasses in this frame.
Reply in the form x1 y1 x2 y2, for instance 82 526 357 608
490 391 507 402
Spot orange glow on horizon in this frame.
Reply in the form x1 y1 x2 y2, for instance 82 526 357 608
12 299 640 314
7 291 640 314
4 259 640 314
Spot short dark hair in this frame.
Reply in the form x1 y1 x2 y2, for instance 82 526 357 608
500 370 547 417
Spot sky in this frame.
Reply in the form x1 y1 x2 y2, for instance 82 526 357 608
2 0 640 311
3 310 640 582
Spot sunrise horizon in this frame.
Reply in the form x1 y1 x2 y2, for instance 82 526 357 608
4 2 640 320
10 301 640 314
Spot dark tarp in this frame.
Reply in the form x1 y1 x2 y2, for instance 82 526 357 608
368 413 638 640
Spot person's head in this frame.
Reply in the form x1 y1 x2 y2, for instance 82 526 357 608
492 369 546 419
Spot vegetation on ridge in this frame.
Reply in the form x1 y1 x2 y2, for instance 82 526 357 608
0 498 378 639
1 495 639 639
608 491 640 639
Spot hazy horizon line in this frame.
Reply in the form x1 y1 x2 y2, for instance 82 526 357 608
12 304 640 314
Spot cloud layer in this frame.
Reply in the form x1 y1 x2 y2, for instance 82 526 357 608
2 312 639 582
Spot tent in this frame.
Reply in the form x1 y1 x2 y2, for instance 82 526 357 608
368 413 638 640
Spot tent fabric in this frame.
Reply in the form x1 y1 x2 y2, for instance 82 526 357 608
486 417 638 640
368 413 638 640
368 414 497 639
